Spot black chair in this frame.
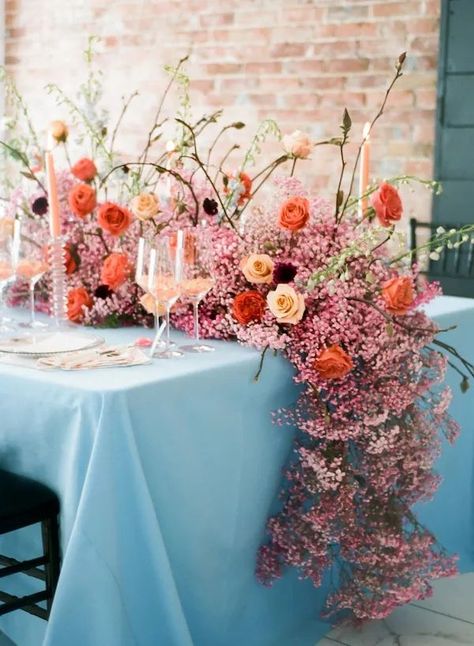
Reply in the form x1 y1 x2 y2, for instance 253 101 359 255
409 218 474 297
0 469 61 619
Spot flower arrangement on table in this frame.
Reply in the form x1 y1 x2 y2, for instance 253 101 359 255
1 43 474 624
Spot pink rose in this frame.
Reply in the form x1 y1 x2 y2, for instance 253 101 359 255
282 130 312 159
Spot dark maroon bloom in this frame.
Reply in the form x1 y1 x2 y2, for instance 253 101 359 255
203 198 218 216
94 284 113 299
32 196 48 216
273 262 297 284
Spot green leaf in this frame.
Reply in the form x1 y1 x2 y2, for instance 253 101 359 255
232 121 245 129
461 377 470 393
20 170 37 181
337 189 344 208
342 108 352 135
386 322 394 337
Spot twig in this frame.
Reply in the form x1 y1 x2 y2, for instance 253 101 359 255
110 91 139 154
254 345 269 382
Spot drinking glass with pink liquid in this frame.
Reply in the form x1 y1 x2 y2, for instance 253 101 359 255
148 233 183 359
0 218 20 334
16 228 50 329
179 228 216 353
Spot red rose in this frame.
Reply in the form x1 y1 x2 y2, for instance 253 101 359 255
314 345 353 380
100 252 130 291
382 276 414 315
71 158 97 182
67 287 92 322
98 202 133 236
232 290 266 325
68 184 97 218
371 182 403 227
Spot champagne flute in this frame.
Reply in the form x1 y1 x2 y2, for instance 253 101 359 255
148 233 183 359
16 227 50 329
0 218 20 334
135 236 166 355
180 228 215 353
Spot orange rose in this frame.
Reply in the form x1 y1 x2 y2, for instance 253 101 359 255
50 120 68 143
232 290 266 325
382 276 414 315
224 172 252 206
71 158 97 182
100 252 130 291
68 184 97 218
67 287 92 322
371 182 403 228
278 196 310 231
64 244 77 275
314 345 353 380
98 202 133 236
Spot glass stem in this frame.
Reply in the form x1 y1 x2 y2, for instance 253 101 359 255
29 281 36 325
193 300 200 342
165 306 171 350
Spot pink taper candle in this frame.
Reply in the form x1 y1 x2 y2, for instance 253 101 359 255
359 122 371 219
45 151 61 238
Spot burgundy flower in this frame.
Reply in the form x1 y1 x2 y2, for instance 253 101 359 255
273 262 297 284
32 196 48 216
94 284 113 299
203 198 218 216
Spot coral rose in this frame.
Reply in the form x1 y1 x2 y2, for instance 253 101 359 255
233 290 266 325
98 202 133 236
371 182 403 227
71 158 97 182
68 183 97 218
314 345 353 380
240 253 274 284
100 252 130 291
64 244 78 275
50 120 68 143
267 284 305 324
130 193 160 221
282 130 312 159
382 276 414 315
67 287 92 323
278 196 310 231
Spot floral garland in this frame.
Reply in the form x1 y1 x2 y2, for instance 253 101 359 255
2 45 474 624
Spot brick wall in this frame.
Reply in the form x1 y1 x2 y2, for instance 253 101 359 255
5 0 441 220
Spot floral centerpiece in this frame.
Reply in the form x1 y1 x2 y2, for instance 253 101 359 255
1 43 474 624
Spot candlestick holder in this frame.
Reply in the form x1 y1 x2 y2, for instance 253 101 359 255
48 236 68 327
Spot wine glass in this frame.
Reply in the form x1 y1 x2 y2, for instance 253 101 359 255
135 237 166 355
16 226 50 329
180 228 215 353
0 218 20 334
148 233 183 359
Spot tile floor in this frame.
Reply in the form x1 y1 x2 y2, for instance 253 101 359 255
317 573 474 646
0 574 473 645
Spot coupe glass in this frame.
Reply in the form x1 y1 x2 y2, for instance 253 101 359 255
135 236 166 356
148 233 183 359
180 228 215 353
16 227 50 329
0 218 20 334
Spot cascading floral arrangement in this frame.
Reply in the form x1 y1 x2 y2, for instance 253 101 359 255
2 43 474 623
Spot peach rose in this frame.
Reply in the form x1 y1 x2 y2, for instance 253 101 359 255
314 345 353 380
130 193 160 221
282 130 312 159
240 253 274 284
50 120 68 143
278 196 310 231
140 293 166 316
68 183 97 218
100 252 130 291
98 202 133 236
382 276 414 315
267 284 305 324
233 290 266 325
71 158 97 182
371 182 403 228
67 287 92 322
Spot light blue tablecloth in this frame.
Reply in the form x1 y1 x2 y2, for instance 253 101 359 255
0 296 472 646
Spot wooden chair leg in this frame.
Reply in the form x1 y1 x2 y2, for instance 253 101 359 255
41 516 60 616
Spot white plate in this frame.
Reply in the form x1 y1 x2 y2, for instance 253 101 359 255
0 331 104 357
